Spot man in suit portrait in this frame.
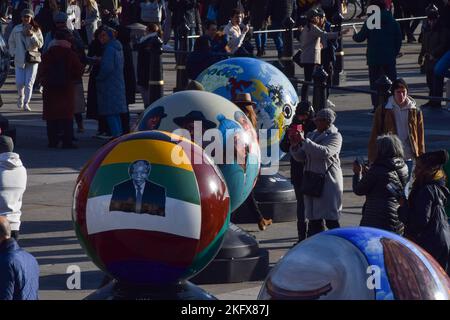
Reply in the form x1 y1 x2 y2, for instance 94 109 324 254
109 160 166 216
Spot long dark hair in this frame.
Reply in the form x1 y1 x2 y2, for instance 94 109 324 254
409 150 448 205
29 17 40 31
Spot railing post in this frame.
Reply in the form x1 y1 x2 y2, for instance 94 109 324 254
148 35 164 105
281 17 296 89
375 75 392 111
174 24 190 92
312 66 328 112
332 12 345 86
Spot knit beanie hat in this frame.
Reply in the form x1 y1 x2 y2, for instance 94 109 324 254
0 135 14 153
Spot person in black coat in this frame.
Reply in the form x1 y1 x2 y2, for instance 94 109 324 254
280 101 316 242
247 0 269 57
216 0 242 28
109 160 166 216
168 0 197 50
267 0 296 58
186 35 221 80
353 134 408 234
398 150 450 275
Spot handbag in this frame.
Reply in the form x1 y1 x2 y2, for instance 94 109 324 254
21 36 41 64
300 162 334 197
25 50 41 64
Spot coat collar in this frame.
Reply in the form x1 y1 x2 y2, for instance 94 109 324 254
0 238 19 253
385 96 417 110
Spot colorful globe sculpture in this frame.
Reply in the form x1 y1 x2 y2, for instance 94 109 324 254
258 227 450 300
73 131 230 285
135 90 261 212
196 57 299 158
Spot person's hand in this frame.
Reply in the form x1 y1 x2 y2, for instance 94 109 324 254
353 161 362 174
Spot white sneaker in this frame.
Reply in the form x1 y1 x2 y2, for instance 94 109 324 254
327 99 336 109
24 105 31 111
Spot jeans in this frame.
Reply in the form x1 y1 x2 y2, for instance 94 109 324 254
434 51 450 78
368 64 397 109
15 63 39 108
269 21 283 54
254 30 267 51
106 115 123 137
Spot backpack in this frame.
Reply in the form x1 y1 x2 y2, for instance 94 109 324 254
44 55 70 88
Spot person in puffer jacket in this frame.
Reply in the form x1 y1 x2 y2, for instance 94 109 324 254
353 134 408 235
0 136 27 241
0 217 39 300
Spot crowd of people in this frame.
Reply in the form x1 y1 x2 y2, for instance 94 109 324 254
0 0 449 300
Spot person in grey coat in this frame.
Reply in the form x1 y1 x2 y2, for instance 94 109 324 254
96 27 127 137
289 108 343 236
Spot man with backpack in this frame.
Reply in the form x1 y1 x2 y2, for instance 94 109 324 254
38 30 84 149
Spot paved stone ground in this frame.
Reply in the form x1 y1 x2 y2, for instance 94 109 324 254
1 30 449 300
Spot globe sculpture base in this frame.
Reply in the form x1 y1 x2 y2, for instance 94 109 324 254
84 279 217 300
191 223 269 284
232 173 297 224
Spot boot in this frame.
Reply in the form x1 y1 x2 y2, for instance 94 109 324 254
258 217 273 231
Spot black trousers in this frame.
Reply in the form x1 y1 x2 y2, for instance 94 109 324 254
301 63 317 102
307 219 340 237
47 119 73 147
368 64 397 109
293 184 307 241
242 190 264 221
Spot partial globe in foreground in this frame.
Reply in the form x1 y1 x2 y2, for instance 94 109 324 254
258 227 450 300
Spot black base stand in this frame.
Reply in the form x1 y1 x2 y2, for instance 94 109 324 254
84 279 217 300
232 173 297 224
191 223 269 284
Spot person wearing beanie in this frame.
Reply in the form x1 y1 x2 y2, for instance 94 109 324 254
8 8 44 112
289 107 343 237
280 101 316 242
398 150 450 274
0 136 27 241
368 78 425 182
418 5 448 108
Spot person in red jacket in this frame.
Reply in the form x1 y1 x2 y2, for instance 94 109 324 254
38 30 84 149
